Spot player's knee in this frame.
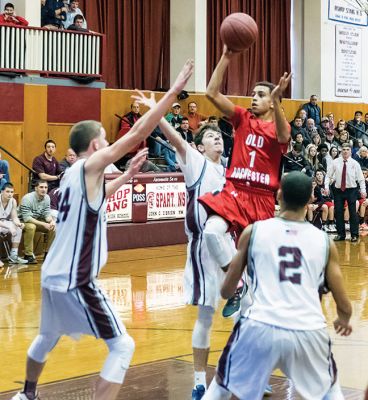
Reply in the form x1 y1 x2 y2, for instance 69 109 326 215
27 334 60 363
192 306 215 349
101 334 135 384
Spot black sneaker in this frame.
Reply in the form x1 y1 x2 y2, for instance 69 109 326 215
24 255 38 264
222 283 247 318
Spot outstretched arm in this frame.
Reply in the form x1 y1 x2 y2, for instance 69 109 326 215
105 148 148 198
206 46 236 118
326 239 352 336
131 91 188 163
271 72 292 144
85 60 194 178
221 225 253 299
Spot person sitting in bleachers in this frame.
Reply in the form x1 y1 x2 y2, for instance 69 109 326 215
66 14 89 32
0 183 27 264
63 0 87 29
165 103 183 129
59 148 77 172
176 117 193 144
305 143 319 175
315 169 335 232
0 2 28 26
307 177 326 229
355 146 368 169
283 142 313 176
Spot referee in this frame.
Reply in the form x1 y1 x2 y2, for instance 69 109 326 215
326 143 366 242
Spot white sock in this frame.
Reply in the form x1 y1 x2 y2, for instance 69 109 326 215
194 370 207 389
202 378 232 400
11 248 18 256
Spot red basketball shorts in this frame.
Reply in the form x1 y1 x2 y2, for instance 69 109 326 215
198 181 275 233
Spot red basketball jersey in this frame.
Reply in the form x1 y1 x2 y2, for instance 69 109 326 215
227 106 290 192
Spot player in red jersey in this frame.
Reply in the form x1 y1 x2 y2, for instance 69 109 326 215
199 46 292 321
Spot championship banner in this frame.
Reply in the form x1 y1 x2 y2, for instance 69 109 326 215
106 184 133 222
146 182 186 220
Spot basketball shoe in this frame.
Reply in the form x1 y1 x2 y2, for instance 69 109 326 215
222 281 247 318
11 392 39 400
192 384 205 400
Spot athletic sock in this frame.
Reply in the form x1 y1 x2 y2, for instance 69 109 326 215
194 370 207 389
23 380 37 399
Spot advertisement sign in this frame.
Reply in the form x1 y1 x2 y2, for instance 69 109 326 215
328 0 368 26
146 182 186 220
106 184 132 222
335 24 362 97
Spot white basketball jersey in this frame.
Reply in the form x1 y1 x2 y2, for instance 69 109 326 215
244 217 329 330
177 143 229 307
0 196 14 220
42 159 108 292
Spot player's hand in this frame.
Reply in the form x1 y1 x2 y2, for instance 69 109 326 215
361 192 367 199
17 222 25 230
126 148 148 177
223 44 238 58
170 59 194 95
333 318 352 336
131 90 157 109
271 72 292 102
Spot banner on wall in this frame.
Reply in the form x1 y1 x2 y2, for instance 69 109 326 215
335 24 362 98
328 0 368 26
106 184 133 222
146 181 186 220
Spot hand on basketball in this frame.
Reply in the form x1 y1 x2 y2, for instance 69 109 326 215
170 59 194 94
126 148 148 177
131 90 157 109
333 318 352 336
223 45 238 58
271 72 292 102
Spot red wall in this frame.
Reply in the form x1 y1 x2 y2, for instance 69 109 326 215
0 83 24 121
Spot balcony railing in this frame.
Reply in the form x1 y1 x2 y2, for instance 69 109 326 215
0 25 105 79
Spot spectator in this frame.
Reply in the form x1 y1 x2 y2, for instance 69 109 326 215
19 180 56 264
59 148 77 172
326 143 366 242
334 119 347 139
317 143 329 172
305 143 319 173
41 0 67 30
315 170 336 232
352 138 364 158
165 102 183 129
291 116 307 141
324 129 337 150
0 2 28 26
306 178 325 227
0 152 10 190
176 117 193 144
355 146 368 169
327 112 335 132
297 108 307 128
283 142 313 176
185 102 206 134
335 130 352 152
364 112 368 129
311 132 322 147
305 118 319 143
327 146 339 171
63 0 87 29
347 111 367 145
32 140 62 192
207 116 218 127
302 95 321 127
66 14 89 32
319 117 330 140
293 132 306 153
0 183 27 264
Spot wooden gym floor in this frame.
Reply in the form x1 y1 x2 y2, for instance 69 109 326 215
0 239 367 399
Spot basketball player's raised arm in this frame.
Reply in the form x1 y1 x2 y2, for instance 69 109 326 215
271 72 292 144
221 225 253 299
326 239 353 336
206 45 235 118
85 60 194 176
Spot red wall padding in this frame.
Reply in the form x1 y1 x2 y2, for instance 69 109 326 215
0 83 24 121
47 86 101 123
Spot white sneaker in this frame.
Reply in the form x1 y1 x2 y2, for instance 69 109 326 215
8 255 28 265
11 392 39 400
345 223 350 231
323 225 330 232
329 224 337 233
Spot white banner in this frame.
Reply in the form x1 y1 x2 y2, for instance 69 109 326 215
328 0 368 26
106 184 133 222
146 182 186 220
335 24 362 97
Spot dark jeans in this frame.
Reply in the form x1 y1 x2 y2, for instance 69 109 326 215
334 188 358 237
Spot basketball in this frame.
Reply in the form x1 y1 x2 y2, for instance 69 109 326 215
220 13 258 52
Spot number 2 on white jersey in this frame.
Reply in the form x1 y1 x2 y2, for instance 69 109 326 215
249 150 256 168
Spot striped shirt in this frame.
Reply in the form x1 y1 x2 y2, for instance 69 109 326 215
41 159 107 292
19 192 51 222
